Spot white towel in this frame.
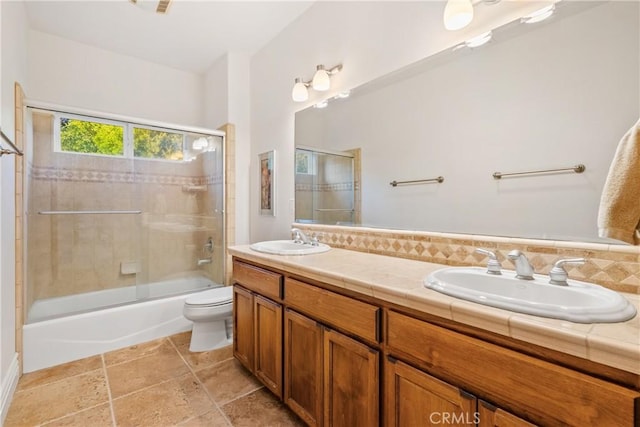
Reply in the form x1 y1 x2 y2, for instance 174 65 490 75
597 118 640 245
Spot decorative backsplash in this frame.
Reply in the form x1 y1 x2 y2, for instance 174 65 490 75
293 223 640 295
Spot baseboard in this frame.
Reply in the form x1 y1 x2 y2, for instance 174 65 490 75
0 353 20 425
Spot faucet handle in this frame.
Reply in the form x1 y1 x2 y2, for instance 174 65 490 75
475 248 502 275
310 232 324 246
549 258 586 286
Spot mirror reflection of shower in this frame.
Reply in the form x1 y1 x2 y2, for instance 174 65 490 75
295 146 360 225
24 107 226 322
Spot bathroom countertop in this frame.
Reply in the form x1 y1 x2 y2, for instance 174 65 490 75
229 245 640 376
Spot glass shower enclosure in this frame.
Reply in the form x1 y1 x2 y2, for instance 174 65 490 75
24 108 225 322
295 147 355 225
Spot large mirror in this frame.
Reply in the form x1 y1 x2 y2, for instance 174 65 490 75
295 1 639 243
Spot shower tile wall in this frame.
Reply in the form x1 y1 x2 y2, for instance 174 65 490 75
26 113 223 312
295 152 357 225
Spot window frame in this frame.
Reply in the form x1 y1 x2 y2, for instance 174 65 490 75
53 113 190 162
54 112 129 158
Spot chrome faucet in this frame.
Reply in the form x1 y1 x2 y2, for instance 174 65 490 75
507 250 535 280
291 227 312 244
475 248 502 275
197 257 212 266
549 258 586 286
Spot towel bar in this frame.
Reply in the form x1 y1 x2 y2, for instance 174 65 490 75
493 164 585 180
0 129 23 157
390 176 444 187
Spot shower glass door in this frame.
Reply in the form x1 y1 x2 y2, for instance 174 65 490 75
24 107 225 323
295 148 355 225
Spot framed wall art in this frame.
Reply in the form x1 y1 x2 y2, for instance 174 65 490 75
259 150 275 216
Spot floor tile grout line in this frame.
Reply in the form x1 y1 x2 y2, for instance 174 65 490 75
167 336 235 427
101 354 118 427
217 385 265 407
35 401 110 426
103 337 176 368
15 365 106 394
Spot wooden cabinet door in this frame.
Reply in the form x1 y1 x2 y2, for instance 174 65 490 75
254 294 283 398
284 309 323 427
385 357 477 427
478 400 537 427
323 329 379 427
233 285 254 371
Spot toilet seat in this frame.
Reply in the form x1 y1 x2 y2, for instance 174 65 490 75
185 286 232 307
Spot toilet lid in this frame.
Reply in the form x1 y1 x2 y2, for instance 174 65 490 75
185 286 233 306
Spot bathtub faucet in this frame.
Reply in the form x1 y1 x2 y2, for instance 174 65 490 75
197 257 212 266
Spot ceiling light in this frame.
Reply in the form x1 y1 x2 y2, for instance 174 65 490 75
444 0 474 31
465 31 492 48
291 78 309 102
521 4 555 24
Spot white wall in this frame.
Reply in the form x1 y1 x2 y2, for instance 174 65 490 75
295 2 639 242
249 1 553 242
27 30 204 126
0 0 28 421
203 52 251 245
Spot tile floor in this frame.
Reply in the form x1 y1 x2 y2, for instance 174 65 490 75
5 332 304 427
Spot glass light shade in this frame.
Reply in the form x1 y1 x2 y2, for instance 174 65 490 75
444 0 474 31
312 66 331 91
291 79 309 102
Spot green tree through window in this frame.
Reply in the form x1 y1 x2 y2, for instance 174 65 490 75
58 117 185 160
134 128 184 160
60 118 124 155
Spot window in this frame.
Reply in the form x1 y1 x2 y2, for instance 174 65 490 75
58 116 125 156
54 113 191 161
295 150 316 175
133 126 184 160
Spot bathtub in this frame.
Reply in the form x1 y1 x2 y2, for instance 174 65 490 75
23 276 221 373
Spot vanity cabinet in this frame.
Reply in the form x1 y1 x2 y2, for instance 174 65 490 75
384 357 476 427
477 401 536 427
283 276 381 427
232 260 284 398
231 257 640 427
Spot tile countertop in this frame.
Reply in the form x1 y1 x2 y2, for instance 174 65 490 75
229 245 640 376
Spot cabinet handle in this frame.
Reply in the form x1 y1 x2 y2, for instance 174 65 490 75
479 400 497 411
387 355 397 364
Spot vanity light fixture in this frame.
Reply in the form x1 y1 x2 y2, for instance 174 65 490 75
443 0 501 31
444 0 474 31
521 4 555 24
291 78 310 102
291 64 343 102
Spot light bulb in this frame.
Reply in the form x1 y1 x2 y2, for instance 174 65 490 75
312 65 331 91
443 0 474 31
291 78 309 102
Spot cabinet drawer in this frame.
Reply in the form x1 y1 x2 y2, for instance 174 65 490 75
233 260 282 300
285 278 380 343
386 310 640 427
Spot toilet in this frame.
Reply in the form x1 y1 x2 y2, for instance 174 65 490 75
183 286 233 352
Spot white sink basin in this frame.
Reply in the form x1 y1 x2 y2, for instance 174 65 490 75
250 240 331 256
425 267 637 323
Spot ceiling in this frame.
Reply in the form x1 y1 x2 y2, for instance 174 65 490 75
23 0 315 74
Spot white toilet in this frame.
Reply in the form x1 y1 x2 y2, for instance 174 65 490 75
183 286 233 352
